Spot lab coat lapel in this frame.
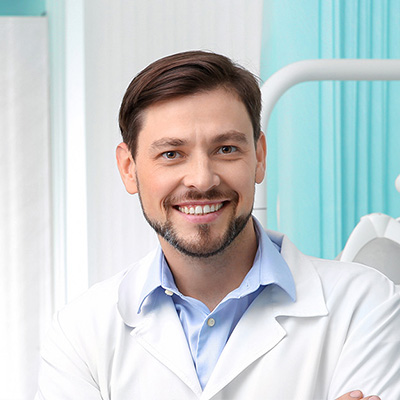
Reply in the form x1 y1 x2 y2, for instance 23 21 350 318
131 294 202 397
202 232 329 399
272 230 329 319
202 285 288 399
117 251 202 397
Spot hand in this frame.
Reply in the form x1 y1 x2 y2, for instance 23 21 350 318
336 390 381 400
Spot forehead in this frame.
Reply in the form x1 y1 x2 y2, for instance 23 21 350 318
137 88 253 147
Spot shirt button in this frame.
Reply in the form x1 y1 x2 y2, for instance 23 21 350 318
164 289 174 296
207 318 216 327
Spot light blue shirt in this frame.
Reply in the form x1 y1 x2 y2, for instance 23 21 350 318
137 218 296 389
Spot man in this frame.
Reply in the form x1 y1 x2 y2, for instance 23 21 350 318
36 51 400 399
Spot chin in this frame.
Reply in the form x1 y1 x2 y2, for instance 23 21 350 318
147 211 253 259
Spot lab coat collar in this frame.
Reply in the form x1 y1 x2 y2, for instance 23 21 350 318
117 247 159 327
267 229 329 317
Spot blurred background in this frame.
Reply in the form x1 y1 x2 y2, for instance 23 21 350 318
1 0 399 398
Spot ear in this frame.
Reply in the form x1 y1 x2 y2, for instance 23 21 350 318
116 142 138 194
255 132 267 184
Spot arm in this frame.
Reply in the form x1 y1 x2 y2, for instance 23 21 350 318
35 313 103 400
329 290 400 399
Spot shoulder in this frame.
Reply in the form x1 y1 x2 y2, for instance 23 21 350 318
56 249 157 333
276 229 399 320
273 228 398 300
59 268 128 319
309 255 398 302
304 254 400 337
53 270 126 348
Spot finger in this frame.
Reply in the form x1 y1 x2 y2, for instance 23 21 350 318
363 396 381 400
335 390 381 400
350 390 364 399
335 390 364 399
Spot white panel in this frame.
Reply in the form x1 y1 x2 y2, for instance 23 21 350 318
83 0 264 284
46 0 67 311
65 0 89 302
47 0 89 305
0 17 51 400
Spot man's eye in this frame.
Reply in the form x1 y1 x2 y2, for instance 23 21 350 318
162 151 179 159
218 146 237 154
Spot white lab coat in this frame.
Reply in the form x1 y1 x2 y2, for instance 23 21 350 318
35 230 400 400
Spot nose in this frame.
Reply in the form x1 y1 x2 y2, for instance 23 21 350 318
182 156 220 192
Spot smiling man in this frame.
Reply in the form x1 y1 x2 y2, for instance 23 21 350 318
36 51 400 400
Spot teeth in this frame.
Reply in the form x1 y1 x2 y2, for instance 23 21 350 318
195 205 202 215
178 203 223 215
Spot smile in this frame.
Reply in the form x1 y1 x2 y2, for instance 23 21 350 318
177 203 224 215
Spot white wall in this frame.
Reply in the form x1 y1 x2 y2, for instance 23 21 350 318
0 16 51 400
81 0 264 285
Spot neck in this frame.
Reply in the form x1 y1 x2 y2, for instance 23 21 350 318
159 219 258 311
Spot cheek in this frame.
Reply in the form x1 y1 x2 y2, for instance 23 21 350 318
138 162 175 188
145 169 182 203
224 166 256 201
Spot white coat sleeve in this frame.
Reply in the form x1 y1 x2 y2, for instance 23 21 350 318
328 290 400 399
35 312 103 400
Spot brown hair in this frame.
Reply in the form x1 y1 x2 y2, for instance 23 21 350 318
119 50 261 158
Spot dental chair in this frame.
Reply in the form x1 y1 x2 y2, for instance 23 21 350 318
337 175 400 284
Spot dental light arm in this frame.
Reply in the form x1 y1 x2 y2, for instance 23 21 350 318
255 59 400 227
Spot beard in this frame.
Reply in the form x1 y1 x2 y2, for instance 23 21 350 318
137 184 253 258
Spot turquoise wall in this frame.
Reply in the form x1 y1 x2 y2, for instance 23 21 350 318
261 0 400 259
0 0 46 15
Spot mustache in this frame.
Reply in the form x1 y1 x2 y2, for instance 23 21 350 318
164 188 239 207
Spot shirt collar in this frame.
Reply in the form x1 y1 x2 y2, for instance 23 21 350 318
137 217 296 313
137 246 165 313
252 217 296 301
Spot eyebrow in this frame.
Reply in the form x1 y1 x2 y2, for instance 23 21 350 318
149 131 249 152
150 138 187 151
211 131 249 145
